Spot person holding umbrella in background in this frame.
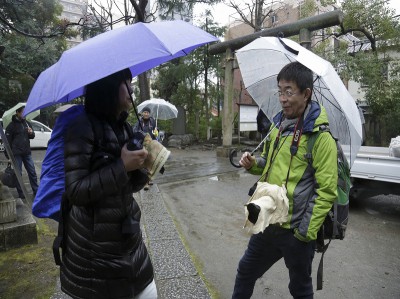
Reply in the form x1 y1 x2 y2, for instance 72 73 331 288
133 106 158 140
133 106 158 190
135 98 178 145
60 69 157 299
5 105 38 199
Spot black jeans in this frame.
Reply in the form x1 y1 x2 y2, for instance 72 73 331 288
232 225 316 299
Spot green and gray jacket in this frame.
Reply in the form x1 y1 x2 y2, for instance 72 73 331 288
249 101 337 242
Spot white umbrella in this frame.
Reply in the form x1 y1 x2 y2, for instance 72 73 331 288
137 98 178 127
2 102 40 129
236 37 363 167
54 104 77 113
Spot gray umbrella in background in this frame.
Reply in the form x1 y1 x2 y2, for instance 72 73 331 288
2 102 40 129
54 104 77 114
137 98 178 127
236 36 363 167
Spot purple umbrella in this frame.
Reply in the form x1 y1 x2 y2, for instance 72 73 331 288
24 20 218 116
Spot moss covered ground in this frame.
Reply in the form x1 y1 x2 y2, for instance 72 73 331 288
0 218 59 299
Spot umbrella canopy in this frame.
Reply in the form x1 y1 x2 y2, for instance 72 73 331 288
236 37 363 167
2 102 40 129
138 98 178 120
24 20 218 116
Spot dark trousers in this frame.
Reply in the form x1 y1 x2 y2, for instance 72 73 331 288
232 226 316 299
15 154 38 198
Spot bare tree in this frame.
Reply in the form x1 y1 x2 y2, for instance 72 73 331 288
86 0 151 101
226 0 285 32
86 0 222 102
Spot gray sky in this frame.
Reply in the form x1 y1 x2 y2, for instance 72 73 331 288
194 1 400 26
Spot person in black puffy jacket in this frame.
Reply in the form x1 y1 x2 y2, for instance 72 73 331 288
61 69 156 299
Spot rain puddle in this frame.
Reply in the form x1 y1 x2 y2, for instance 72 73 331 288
365 208 380 215
209 172 251 182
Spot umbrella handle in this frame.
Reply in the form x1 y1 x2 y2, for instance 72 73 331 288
229 148 243 168
229 148 256 168
156 104 159 125
125 81 144 131
229 127 274 168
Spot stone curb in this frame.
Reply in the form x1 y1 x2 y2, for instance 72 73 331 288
137 185 211 299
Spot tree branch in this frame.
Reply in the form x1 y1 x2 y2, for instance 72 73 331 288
129 0 145 22
334 26 377 51
0 13 84 39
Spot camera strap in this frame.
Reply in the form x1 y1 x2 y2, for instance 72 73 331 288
284 115 304 188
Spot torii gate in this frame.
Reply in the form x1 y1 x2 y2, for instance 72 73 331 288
208 10 343 155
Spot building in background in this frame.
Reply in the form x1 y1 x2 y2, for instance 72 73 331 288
59 0 88 47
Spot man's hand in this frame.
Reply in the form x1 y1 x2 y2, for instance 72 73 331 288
239 152 255 170
152 128 158 137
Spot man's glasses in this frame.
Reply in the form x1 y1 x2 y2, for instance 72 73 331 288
274 90 298 98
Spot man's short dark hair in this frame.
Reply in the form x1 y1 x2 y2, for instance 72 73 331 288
277 61 313 93
16 106 25 113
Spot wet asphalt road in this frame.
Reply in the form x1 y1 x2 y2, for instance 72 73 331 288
31 148 400 299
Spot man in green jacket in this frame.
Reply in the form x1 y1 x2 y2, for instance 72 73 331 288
232 62 337 299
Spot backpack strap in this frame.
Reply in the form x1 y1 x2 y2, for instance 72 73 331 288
316 238 331 290
304 125 330 163
52 193 69 266
304 125 333 291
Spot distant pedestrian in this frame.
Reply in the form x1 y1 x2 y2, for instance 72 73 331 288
5 106 38 199
233 61 337 298
133 106 158 190
133 106 158 140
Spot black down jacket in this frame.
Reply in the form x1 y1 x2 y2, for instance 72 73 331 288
60 113 154 299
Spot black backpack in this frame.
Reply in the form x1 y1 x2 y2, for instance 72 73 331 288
305 125 351 290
